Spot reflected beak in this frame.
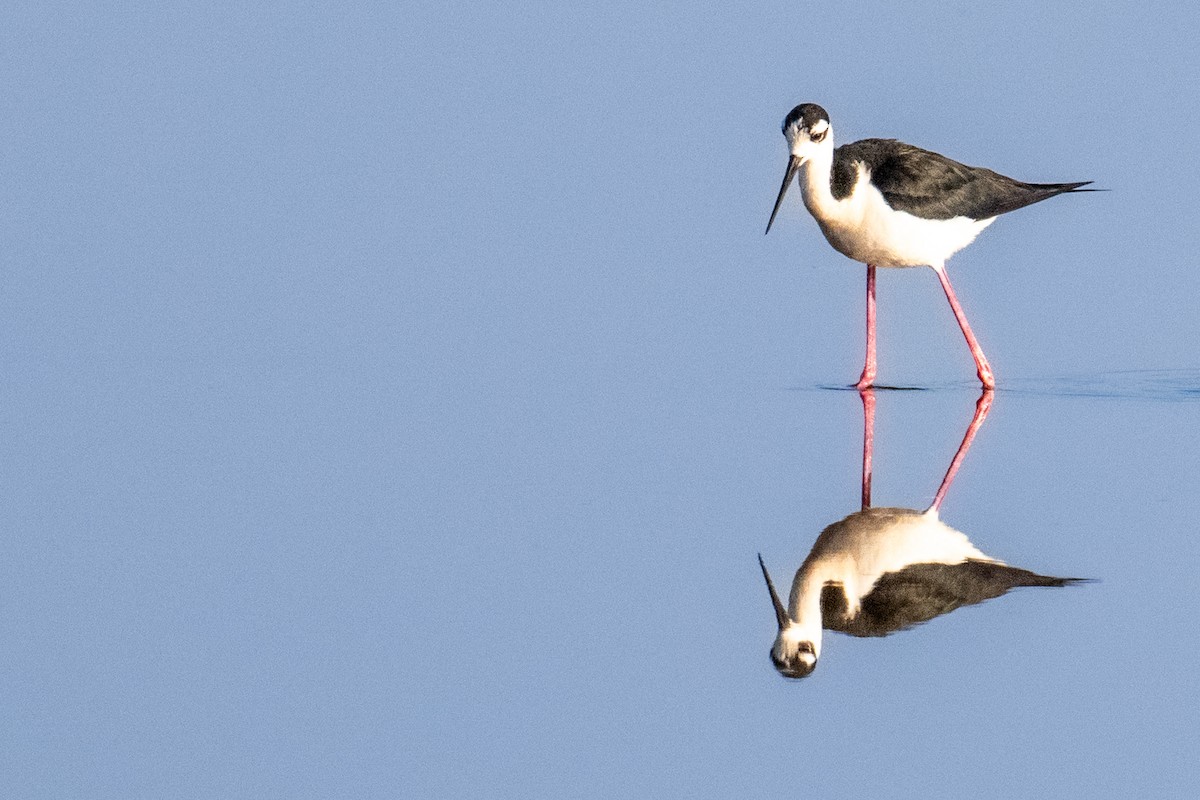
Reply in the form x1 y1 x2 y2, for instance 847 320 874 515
757 553 790 630
765 155 801 235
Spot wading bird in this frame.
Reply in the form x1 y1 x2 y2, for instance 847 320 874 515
766 103 1094 389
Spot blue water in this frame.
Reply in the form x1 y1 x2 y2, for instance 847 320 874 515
6 3 1200 798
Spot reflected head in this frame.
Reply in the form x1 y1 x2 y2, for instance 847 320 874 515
758 553 819 678
771 636 817 680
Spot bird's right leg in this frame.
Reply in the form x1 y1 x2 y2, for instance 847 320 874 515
932 263 995 389
854 264 877 390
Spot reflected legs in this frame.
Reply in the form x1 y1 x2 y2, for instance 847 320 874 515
929 389 995 512
859 388 875 510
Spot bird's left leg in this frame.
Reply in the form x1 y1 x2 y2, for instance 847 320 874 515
932 263 995 389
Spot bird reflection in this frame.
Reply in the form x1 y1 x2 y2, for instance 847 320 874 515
758 390 1085 679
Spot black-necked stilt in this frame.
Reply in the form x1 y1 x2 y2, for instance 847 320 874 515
765 103 1095 389
757 389 1085 679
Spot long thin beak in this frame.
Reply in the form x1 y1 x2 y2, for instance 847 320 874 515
765 155 801 235
757 553 790 630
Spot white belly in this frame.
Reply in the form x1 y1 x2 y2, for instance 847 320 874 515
804 167 995 268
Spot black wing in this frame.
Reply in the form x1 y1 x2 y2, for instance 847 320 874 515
832 138 1093 221
824 560 1084 638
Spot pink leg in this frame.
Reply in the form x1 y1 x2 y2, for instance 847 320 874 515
859 387 876 510
929 389 994 512
933 264 995 389
855 264 877 390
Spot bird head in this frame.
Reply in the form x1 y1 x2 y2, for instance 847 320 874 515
782 103 832 161
766 103 833 234
758 554 820 679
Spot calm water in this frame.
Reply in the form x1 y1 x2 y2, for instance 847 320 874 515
7 365 1199 797
6 3 1200 798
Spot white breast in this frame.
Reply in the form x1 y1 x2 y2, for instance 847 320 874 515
804 163 995 268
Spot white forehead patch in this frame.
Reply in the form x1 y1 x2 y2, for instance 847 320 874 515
809 119 829 137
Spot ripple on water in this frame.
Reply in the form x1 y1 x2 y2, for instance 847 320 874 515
1002 369 1200 401
797 369 1200 400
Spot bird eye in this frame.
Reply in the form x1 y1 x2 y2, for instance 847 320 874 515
810 129 826 143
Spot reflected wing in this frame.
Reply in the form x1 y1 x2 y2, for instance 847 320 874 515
831 560 1080 638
